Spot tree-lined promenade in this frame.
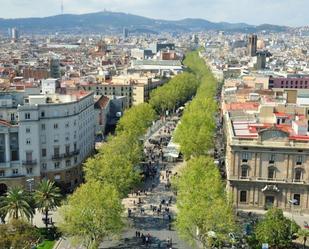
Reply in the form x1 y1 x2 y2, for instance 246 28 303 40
59 53 201 248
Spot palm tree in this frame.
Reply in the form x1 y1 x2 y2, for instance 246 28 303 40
34 179 61 230
0 186 34 221
298 229 309 249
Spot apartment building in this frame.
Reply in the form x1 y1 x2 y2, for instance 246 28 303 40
81 74 165 107
224 102 309 212
0 91 95 194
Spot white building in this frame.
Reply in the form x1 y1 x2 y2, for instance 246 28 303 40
0 91 95 194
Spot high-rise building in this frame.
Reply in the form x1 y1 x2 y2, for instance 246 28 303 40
248 34 257 57
10 27 19 42
255 51 267 70
123 27 129 39
50 58 61 79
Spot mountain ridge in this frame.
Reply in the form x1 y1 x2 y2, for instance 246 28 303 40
0 11 290 34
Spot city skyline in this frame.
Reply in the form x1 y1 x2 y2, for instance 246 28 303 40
0 0 308 27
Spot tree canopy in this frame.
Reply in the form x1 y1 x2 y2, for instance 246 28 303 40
150 72 199 114
174 156 235 247
0 186 34 221
248 208 299 249
59 181 124 249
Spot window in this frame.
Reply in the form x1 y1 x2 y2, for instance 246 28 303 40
54 123 58 129
242 152 249 163
54 147 60 156
25 113 31 119
241 165 248 178
26 138 31 145
54 162 60 169
42 148 47 157
10 113 15 121
41 135 46 144
74 142 77 151
295 168 302 182
41 163 47 170
26 127 30 133
268 167 275 179
65 122 69 128
12 169 18 175
26 151 32 161
269 154 275 164
74 156 77 164
65 145 70 154
41 124 46 130
66 159 71 167
54 134 59 143
293 194 301 206
65 132 70 141
26 168 33 174
41 111 45 117
0 170 5 177
240 191 247 203
296 155 303 165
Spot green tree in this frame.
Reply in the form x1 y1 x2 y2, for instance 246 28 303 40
255 208 299 249
60 181 124 249
84 133 142 197
297 229 309 249
34 179 62 231
174 157 235 247
116 103 156 138
0 186 34 221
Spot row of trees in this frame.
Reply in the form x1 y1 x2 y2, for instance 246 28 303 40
174 157 235 247
150 72 199 115
172 51 236 247
60 103 157 248
174 51 218 159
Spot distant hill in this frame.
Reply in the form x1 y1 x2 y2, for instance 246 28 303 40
0 11 289 34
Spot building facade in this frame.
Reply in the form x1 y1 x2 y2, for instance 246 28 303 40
225 103 309 213
0 91 95 194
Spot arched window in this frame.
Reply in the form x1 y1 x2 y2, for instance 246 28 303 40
241 165 249 178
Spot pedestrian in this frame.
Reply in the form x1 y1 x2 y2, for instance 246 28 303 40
141 234 145 244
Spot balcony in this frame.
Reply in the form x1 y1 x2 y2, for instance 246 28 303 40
22 160 37 166
228 176 307 185
52 154 62 160
52 150 80 160
63 150 80 158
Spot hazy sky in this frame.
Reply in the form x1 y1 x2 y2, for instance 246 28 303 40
0 0 308 26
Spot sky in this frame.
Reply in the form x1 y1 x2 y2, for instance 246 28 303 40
0 0 308 27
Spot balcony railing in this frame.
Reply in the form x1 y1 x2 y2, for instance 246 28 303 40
63 150 80 158
22 160 37 166
52 150 80 160
229 176 307 184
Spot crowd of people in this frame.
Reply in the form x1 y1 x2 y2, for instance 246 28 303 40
126 118 180 248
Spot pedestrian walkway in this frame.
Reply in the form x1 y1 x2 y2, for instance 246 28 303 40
55 117 191 249
101 117 190 249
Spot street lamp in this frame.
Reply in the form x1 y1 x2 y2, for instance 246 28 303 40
26 178 34 192
289 199 298 239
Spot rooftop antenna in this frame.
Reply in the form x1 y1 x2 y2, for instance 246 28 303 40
61 0 64 15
